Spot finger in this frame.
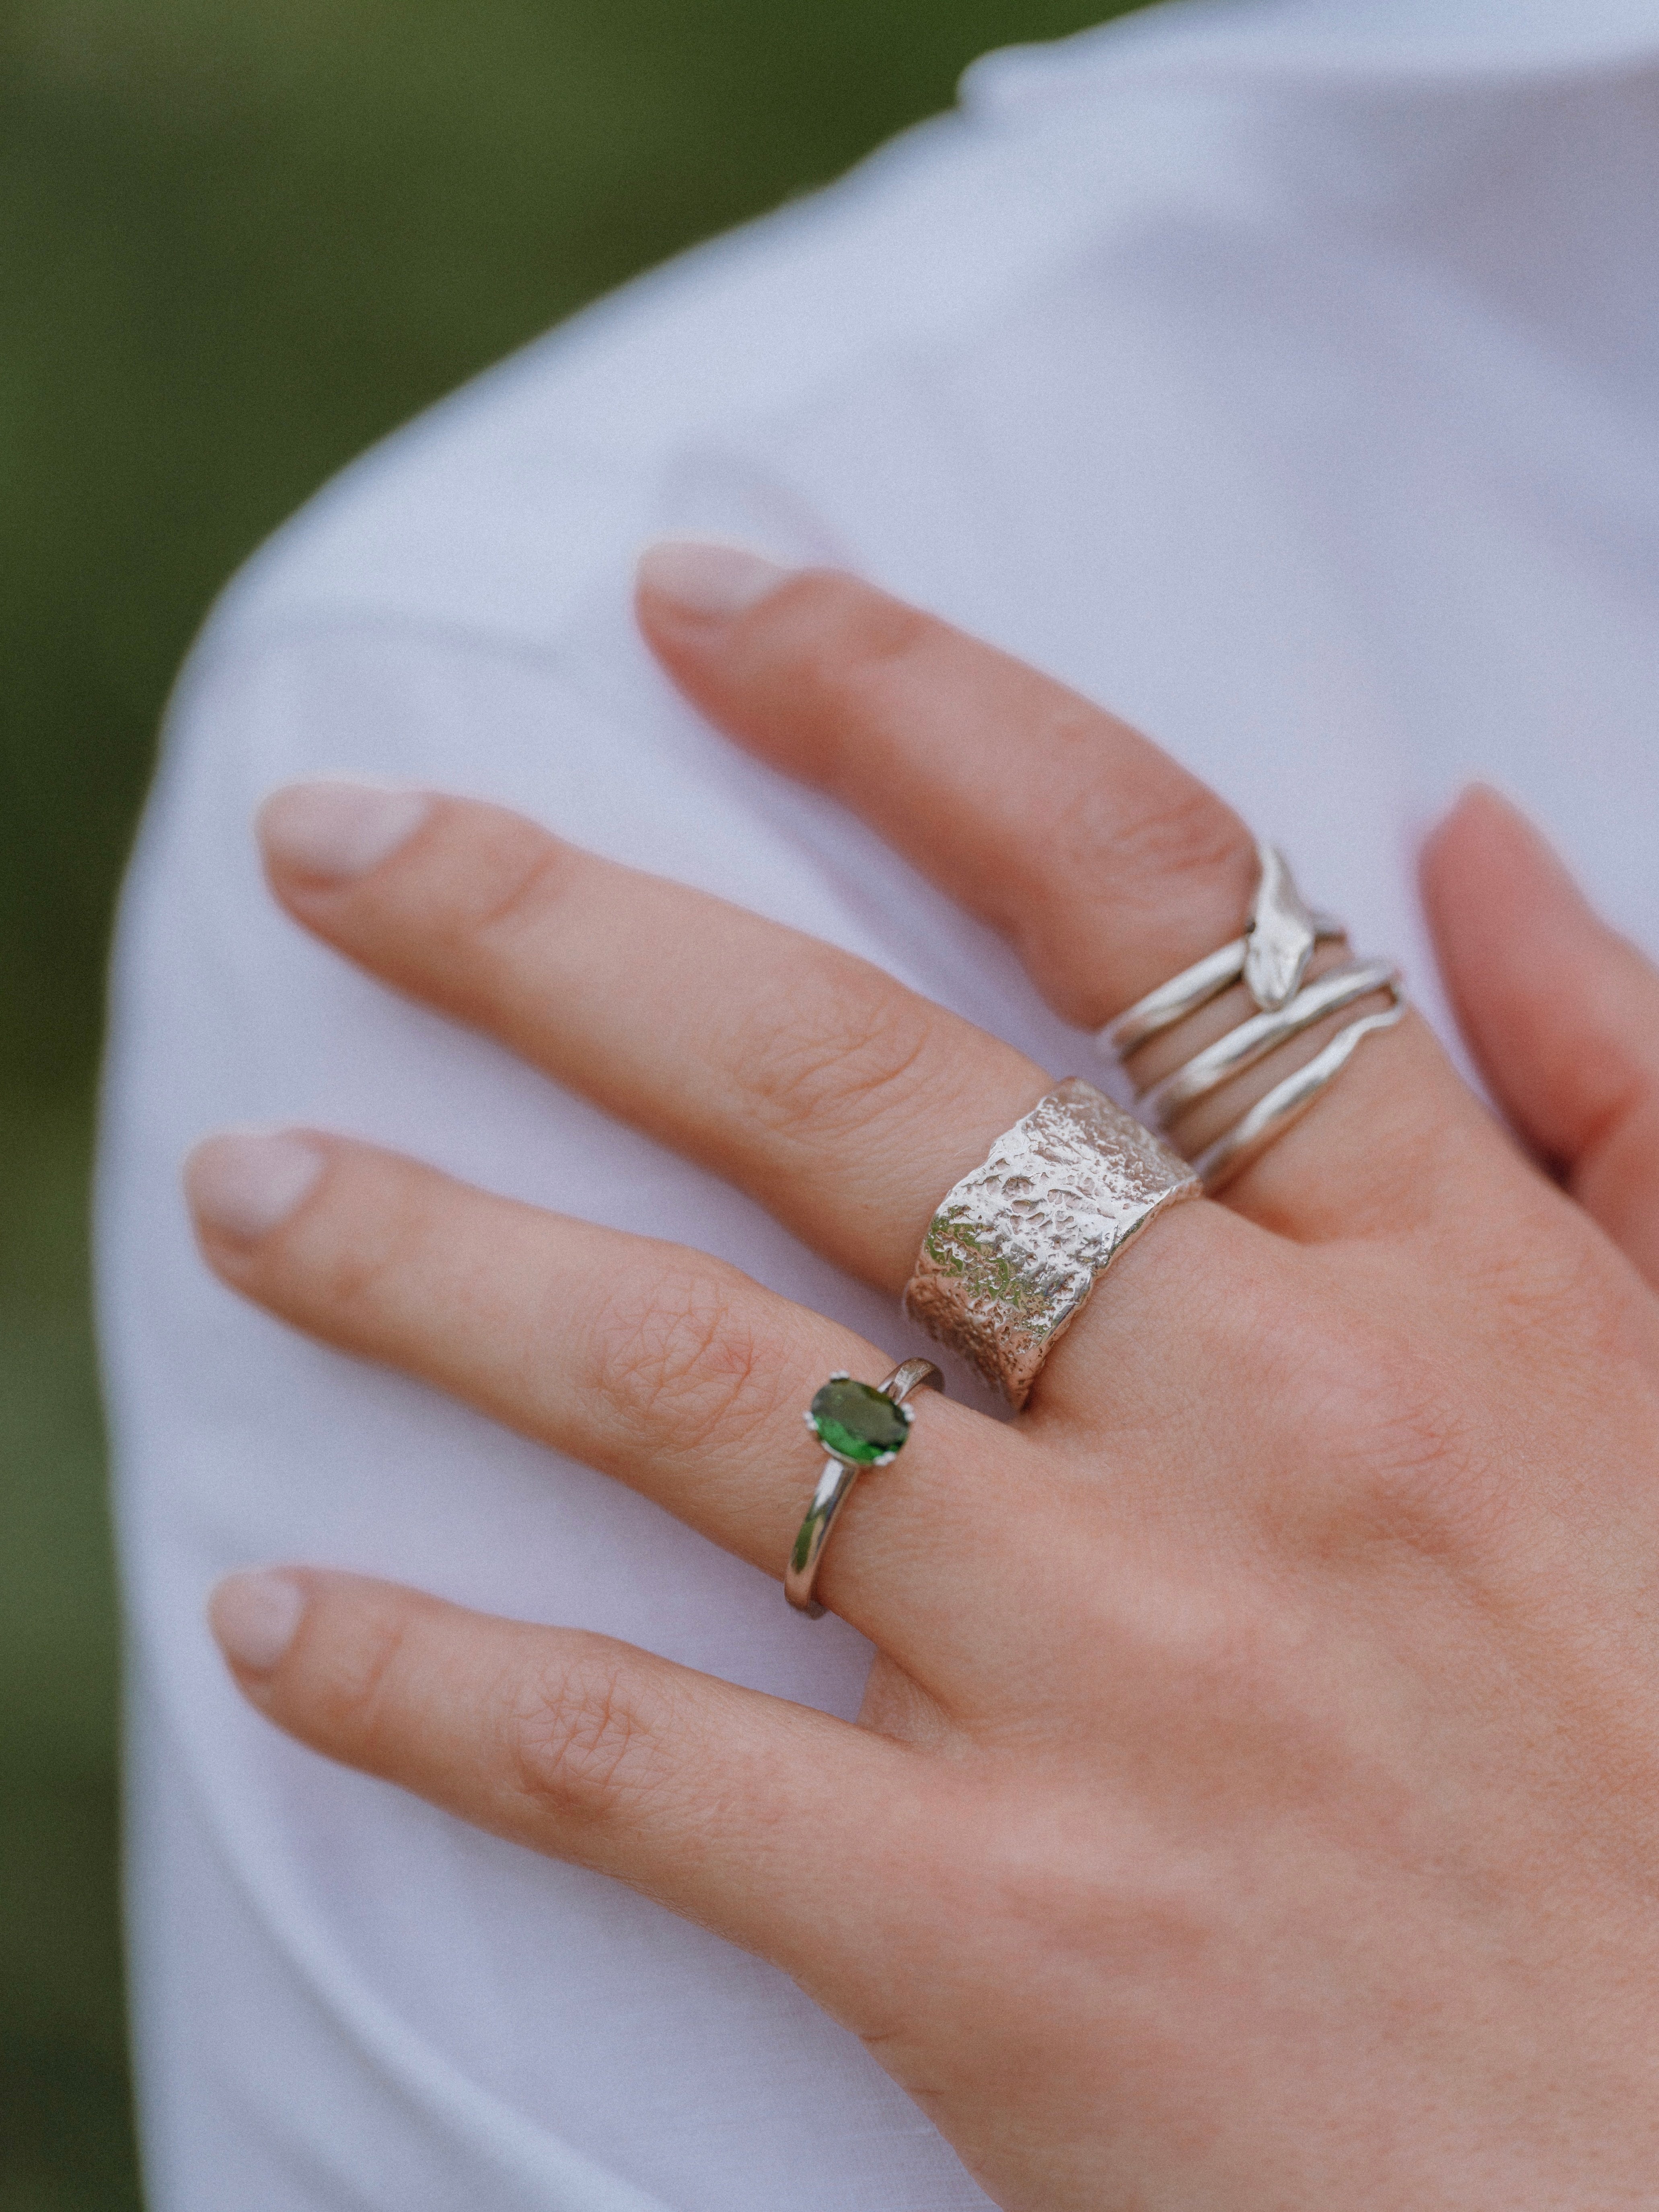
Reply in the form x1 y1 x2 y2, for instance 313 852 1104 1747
208 1566 923 2016
636 547 1502 1241
257 777 1044 1295
1423 785 1659 1288
184 1127 1042 1671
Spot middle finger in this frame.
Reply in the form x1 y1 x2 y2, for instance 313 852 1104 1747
255 781 1249 1397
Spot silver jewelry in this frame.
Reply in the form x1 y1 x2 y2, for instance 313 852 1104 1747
902 1078 1201 1409
1101 844 1345 1060
1101 844 1405 1196
786 1359 944 1618
1137 955 1398 1130
1188 999 1404 1192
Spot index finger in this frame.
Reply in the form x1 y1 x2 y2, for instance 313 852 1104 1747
636 545 1504 1243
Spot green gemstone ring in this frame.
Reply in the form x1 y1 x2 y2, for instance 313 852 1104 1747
807 1373 914 1466
785 1359 944 1618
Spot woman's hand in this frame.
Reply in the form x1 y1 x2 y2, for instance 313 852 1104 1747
186 548 1659 2210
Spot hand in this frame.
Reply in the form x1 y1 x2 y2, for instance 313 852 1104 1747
186 549 1659 2210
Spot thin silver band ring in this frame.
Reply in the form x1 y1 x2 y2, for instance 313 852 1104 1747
1191 993 1406 1193
1102 911 1345 1060
1139 956 1400 1130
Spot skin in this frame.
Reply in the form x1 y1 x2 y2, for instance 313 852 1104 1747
185 563 1659 2209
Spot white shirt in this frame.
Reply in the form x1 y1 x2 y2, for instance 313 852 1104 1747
97 1 1659 2205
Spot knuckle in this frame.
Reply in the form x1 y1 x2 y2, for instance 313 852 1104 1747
315 1600 418 1757
1079 778 1256 923
587 1260 782 1457
1101 1562 1312 1718
1287 1313 1492 1561
1196 1281 1485 1567
808 580 935 695
1008 759 1257 1017
464 835 572 955
306 1159 436 1327
1073 1571 1386 1837
341 794 569 961
500 1646 668 1823
1473 1209 1637 1359
745 954 937 1143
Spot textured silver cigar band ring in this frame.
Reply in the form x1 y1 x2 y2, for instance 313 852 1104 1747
902 1079 1201 1409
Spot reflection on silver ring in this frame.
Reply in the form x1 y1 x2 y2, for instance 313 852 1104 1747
902 1079 1201 1409
1190 995 1405 1192
1101 842 1344 1060
1139 956 1399 1130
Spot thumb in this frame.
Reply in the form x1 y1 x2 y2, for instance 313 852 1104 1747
1422 785 1659 1289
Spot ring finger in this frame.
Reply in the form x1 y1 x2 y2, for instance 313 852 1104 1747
184 1126 1046 1678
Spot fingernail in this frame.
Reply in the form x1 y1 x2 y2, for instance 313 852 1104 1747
258 779 432 883
210 1570 306 1676
1456 783 1565 866
635 539 792 619
185 1129 325 1242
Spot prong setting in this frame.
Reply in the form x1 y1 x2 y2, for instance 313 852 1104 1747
805 1375 915 1465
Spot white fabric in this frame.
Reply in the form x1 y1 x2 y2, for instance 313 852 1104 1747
97 0 1659 2204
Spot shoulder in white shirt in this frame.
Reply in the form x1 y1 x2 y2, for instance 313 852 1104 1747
99 3 1659 2206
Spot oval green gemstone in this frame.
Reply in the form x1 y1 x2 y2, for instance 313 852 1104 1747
809 1377 910 1464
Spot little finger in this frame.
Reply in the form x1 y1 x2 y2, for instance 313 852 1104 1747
209 1565 928 2017
1425 786 1659 1289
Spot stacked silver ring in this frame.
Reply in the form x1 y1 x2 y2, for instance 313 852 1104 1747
1098 843 1405 1193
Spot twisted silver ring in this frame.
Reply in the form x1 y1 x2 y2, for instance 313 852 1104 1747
1101 843 1406 1194
1102 844 1344 1059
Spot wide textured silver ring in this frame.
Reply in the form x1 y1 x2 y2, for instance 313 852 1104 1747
902 1079 1202 1409
785 1359 944 1618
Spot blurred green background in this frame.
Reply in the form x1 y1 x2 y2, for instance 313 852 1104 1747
0 0 1148 2199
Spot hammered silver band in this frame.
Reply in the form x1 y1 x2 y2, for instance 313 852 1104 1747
902 1078 1201 1408
786 1358 944 1619
1102 843 1406 1196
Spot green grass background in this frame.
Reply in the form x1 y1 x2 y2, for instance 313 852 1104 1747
0 0 1149 2199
